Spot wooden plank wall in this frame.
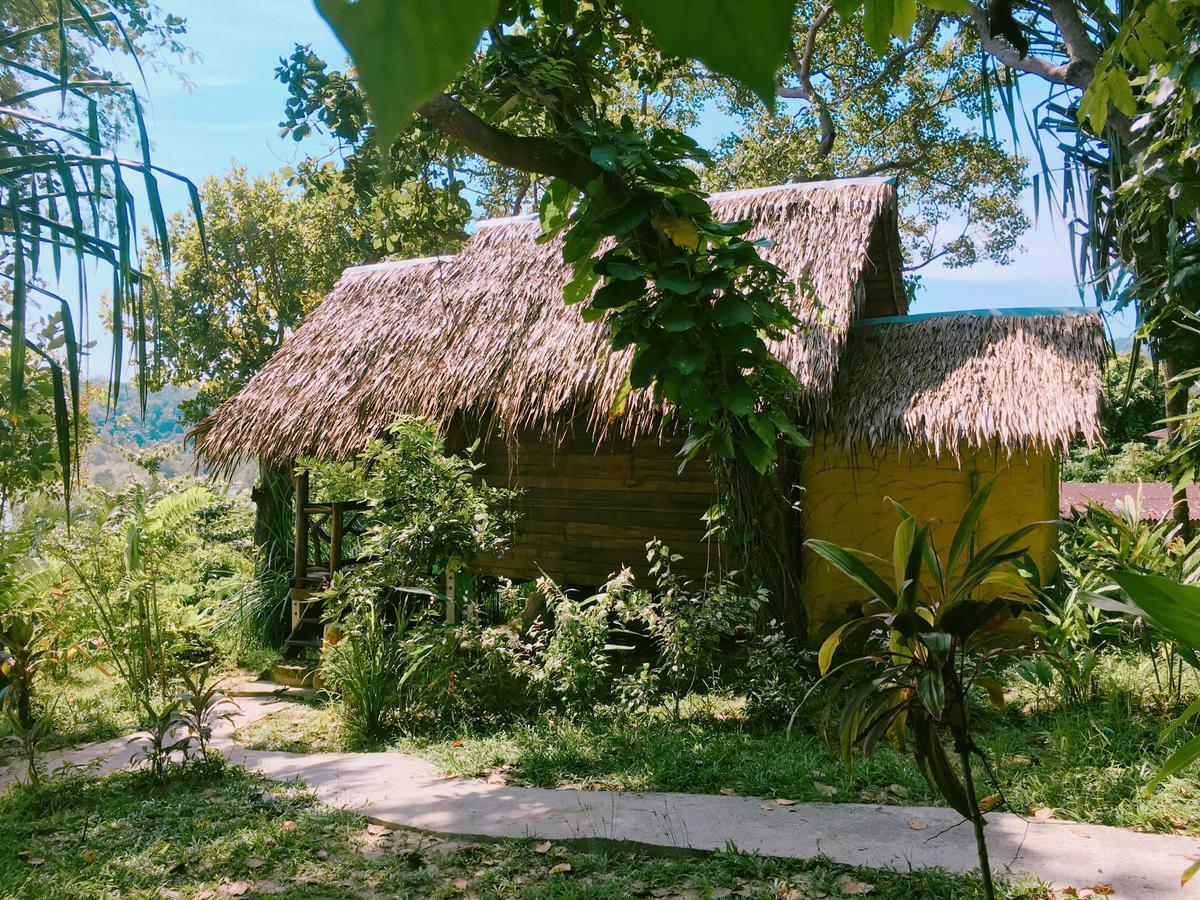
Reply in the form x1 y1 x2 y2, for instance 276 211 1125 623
450 420 719 588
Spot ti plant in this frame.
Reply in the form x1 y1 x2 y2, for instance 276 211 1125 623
805 479 1050 900
177 666 239 760
1099 572 1200 885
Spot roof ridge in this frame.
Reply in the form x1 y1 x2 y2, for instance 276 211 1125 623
853 306 1102 327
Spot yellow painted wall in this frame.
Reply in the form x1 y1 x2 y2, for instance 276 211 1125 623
800 440 1059 630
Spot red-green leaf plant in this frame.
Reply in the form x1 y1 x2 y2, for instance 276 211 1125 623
803 478 1053 900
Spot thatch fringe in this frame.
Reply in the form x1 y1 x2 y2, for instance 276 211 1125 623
193 179 905 468
818 310 1107 456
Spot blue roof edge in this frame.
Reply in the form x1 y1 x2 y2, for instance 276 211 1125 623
853 306 1102 327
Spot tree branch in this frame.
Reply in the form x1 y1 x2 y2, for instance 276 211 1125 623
1045 0 1100 67
780 3 837 158
965 1 1091 88
416 94 602 190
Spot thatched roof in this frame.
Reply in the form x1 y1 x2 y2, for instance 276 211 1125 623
818 309 1106 456
194 178 907 467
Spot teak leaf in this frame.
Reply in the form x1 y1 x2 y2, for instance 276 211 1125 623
315 0 498 150
620 0 793 108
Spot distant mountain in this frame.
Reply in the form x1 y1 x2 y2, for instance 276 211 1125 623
84 383 255 490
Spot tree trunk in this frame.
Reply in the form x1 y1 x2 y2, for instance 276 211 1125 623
251 459 294 573
1162 350 1194 538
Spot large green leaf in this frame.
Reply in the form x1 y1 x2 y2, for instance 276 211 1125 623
1110 571 1200 650
620 0 793 108
315 0 498 150
806 539 898 608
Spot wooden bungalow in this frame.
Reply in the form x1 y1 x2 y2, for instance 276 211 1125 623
192 178 1105 639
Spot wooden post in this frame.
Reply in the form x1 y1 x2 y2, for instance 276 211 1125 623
330 502 344 576
444 567 458 624
291 470 310 633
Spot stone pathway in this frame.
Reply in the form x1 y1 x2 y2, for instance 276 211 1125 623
3 686 1197 899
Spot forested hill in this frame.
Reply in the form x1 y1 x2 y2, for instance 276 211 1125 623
84 383 255 490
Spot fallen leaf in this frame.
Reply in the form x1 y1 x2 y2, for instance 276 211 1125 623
534 841 552 854
711 889 733 898
246 858 265 870
315 849 329 860
813 782 839 797
837 874 875 895
1088 885 1113 896
1071 828 1091 839
366 824 392 837
887 783 909 798
719 787 735 796
452 876 470 890
452 739 465 748
548 863 572 875
776 797 797 806
553 845 570 857
281 820 297 831
978 794 1001 812
220 882 251 897
1032 806 1056 823
760 803 775 811
27 859 44 867
158 890 181 900
194 891 214 900
81 850 97 863
907 819 928 831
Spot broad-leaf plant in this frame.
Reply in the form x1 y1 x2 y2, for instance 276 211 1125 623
805 478 1051 900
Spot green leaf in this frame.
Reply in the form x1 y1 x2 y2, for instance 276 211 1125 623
948 477 996 575
739 428 776 474
1148 731 1200 795
1110 572 1200 650
539 178 578 234
563 262 600 304
862 0 895 54
620 0 793 108
891 0 917 40
917 668 945 719
589 144 623 171
315 0 498 150
805 539 898 608
920 0 966 10
713 295 754 325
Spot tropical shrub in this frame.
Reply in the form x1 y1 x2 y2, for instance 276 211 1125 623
807 479 1052 900
616 540 764 715
301 416 517 593
1061 497 1200 704
319 579 434 740
52 482 221 711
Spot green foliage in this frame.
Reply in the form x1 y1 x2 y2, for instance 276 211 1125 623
319 590 432 740
525 573 625 711
620 0 794 106
620 540 764 710
175 665 238 760
303 416 517 592
1104 573 1200 807
1 1 197 485
49 473 248 712
315 0 499 151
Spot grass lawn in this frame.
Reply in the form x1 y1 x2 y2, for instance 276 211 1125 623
234 654 1200 835
0 761 1048 899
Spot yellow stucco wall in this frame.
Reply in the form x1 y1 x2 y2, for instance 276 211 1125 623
800 440 1059 630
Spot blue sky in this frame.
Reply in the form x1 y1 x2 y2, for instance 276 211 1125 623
79 1 1130 372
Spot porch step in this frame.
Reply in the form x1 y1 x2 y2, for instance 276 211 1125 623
269 661 321 690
